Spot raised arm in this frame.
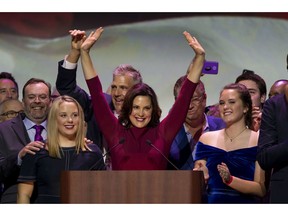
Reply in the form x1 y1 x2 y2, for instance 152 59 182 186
80 27 104 80
66 29 86 63
183 31 205 84
79 27 119 146
160 32 205 144
56 29 92 115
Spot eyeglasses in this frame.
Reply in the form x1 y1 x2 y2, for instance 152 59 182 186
0 110 24 119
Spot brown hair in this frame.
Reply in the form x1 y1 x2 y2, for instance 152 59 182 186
22 78 51 98
119 83 162 128
220 83 253 129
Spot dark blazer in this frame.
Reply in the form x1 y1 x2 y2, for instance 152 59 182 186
0 113 31 203
57 60 113 150
168 115 225 170
257 94 288 203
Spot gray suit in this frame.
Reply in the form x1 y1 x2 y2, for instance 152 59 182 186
0 113 31 203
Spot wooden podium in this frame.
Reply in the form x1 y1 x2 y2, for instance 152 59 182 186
61 170 205 204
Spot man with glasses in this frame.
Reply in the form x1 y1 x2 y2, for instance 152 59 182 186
0 98 24 201
0 72 19 201
167 76 225 170
0 99 24 122
0 78 51 203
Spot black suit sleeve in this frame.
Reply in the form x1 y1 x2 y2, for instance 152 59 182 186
0 152 19 182
257 96 288 170
56 60 93 122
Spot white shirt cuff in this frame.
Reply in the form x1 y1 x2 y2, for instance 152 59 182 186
62 55 77 69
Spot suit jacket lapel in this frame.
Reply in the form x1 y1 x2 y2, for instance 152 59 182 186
174 126 189 149
10 115 30 146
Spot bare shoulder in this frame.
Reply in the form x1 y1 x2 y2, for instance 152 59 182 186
199 129 223 146
249 129 260 147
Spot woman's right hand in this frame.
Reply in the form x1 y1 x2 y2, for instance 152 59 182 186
81 27 104 53
183 31 205 57
194 160 209 185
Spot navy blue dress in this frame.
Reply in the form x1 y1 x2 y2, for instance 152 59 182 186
195 142 258 203
18 144 105 203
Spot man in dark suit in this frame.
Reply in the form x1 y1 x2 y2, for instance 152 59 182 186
268 79 288 99
0 72 19 104
168 76 225 170
0 78 51 203
0 71 20 200
257 88 288 203
56 29 142 169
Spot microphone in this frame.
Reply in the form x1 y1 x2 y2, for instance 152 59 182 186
89 137 125 170
146 139 179 170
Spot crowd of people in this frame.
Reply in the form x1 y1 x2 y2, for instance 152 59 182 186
0 26 288 204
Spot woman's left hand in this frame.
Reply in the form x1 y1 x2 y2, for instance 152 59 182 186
217 162 231 183
183 31 205 56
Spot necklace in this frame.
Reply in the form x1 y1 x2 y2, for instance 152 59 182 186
224 127 247 142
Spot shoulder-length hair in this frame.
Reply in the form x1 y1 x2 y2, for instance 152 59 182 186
119 83 162 128
47 95 87 158
220 83 253 129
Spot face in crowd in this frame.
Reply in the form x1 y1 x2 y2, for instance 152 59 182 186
111 74 135 115
0 99 24 122
47 95 86 157
56 100 80 141
22 80 51 125
119 83 161 129
175 78 206 124
236 79 265 108
110 65 142 115
219 83 252 128
129 95 153 128
268 80 288 98
235 70 266 108
0 78 18 104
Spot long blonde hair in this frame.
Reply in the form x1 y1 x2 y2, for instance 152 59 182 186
46 95 87 158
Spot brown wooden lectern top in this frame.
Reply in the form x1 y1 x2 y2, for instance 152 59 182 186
61 170 205 204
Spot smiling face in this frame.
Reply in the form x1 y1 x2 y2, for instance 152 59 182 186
219 89 248 127
129 95 152 128
111 74 135 114
0 79 18 103
22 82 51 124
57 101 79 141
0 99 24 122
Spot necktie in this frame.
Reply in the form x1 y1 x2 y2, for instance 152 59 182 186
190 128 203 154
33 125 44 142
